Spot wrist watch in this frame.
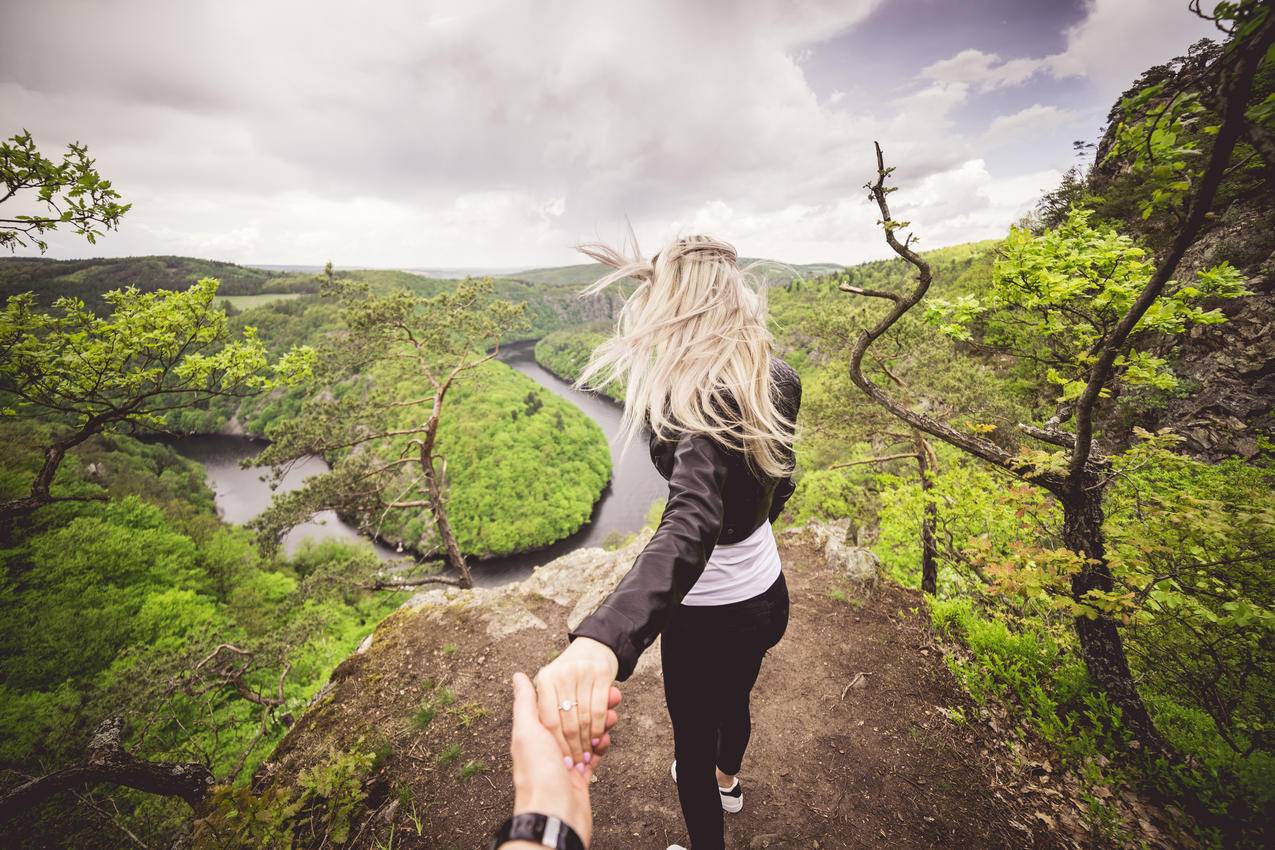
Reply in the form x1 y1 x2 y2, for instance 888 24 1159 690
491 812 586 850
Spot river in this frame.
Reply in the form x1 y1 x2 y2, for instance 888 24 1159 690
168 340 666 587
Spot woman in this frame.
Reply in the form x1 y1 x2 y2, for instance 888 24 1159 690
533 234 801 850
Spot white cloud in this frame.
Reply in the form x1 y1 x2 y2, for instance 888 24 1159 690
0 0 1216 267
924 0 1217 103
1052 0 1218 94
658 156 1063 266
922 49 1044 92
983 104 1077 147
3 0 915 265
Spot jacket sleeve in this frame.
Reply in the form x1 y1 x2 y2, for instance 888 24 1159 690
568 431 729 681
769 476 797 524
768 367 803 523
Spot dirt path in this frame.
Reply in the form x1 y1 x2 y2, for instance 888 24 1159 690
264 534 1067 849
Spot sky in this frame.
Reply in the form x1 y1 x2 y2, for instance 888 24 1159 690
1 0 1218 270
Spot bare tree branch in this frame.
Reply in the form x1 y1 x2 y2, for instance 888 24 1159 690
844 142 1060 489
830 452 919 469
0 718 213 823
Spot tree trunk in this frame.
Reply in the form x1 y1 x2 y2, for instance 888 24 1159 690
0 423 103 523
0 717 213 823
915 432 938 595
1060 476 1164 752
422 447 472 588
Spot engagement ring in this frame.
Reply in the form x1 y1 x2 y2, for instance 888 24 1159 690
558 699 577 712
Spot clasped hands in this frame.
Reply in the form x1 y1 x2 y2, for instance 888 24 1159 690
508 637 621 847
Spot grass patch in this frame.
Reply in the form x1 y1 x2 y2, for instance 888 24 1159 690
412 681 483 732
826 585 863 607
453 702 489 728
458 759 487 779
436 743 461 766
411 704 438 729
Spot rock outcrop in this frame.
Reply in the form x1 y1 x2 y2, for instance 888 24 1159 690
787 519 882 584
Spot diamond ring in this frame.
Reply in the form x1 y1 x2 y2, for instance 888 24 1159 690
558 699 577 712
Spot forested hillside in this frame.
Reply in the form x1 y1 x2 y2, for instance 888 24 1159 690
0 264 612 844
779 29 1275 849
0 255 317 311
501 258 843 287
0 421 405 845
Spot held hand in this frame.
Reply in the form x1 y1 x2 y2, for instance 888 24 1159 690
509 672 619 848
534 637 620 769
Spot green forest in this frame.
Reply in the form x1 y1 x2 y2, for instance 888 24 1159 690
2 1 1274 848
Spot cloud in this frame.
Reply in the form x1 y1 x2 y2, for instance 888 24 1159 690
922 49 1045 92
0 0 1216 267
923 0 1217 102
1050 0 1218 94
659 156 1063 265
983 104 1077 147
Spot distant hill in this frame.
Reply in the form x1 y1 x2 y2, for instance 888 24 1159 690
0 255 316 310
0 253 844 306
500 258 844 287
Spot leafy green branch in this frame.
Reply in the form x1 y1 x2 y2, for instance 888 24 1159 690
1 130 130 253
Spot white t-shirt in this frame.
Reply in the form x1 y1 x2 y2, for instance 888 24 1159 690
681 520 782 606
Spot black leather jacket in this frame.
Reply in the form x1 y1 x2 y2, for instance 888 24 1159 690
568 358 802 680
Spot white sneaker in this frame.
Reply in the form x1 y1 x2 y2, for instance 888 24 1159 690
670 760 744 813
667 845 688 849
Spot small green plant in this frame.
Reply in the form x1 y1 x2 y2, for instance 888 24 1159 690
192 749 375 849
453 701 490 728
370 739 394 770
413 680 463 729
441 643 458 656
827 588 848 603
297 750 376 844
412 703 438 729
436 743 461 765
374 823 398 850
602 530 636 551
458 759 487 779
407 799 425 836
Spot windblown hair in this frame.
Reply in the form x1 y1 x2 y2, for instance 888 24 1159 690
574 232 795 479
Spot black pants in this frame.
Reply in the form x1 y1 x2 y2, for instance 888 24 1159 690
661 572 789 850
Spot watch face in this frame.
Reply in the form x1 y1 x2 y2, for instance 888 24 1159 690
541 815 562 847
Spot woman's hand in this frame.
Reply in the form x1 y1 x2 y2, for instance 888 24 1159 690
534 637 620 769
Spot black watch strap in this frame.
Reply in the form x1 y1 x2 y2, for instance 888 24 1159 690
491 812 586 850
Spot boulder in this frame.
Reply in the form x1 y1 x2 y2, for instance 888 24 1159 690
803 519 881 584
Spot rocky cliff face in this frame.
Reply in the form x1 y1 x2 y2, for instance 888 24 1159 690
1080 42 1275 460
1143 204 1275 459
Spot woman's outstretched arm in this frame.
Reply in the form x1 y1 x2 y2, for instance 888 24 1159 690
570 431 729 676
533 430 729 768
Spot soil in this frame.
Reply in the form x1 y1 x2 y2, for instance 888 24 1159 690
260 535 1098 849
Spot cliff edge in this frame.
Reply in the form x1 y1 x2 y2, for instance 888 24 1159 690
256 526 1180 849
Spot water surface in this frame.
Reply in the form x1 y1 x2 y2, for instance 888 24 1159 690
169 341 665 586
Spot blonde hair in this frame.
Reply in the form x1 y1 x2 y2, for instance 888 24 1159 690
574 232 795 479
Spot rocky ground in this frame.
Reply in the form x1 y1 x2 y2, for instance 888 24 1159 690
259 525 1178 849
